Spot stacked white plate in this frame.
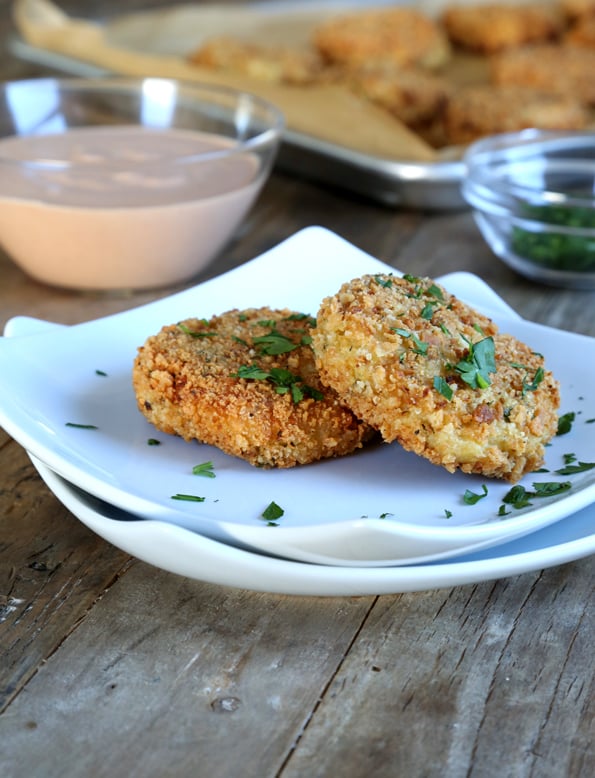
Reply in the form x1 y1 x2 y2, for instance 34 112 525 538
2 228 594 595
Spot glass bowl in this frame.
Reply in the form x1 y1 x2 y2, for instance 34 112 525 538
0 77 284 291
462 129 595 290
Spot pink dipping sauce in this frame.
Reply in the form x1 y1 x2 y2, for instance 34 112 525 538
0 126 262 290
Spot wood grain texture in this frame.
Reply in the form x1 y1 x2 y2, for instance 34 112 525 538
0 561 374 777
281 567 594 778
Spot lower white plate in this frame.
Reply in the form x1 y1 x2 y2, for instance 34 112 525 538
30 454 595 596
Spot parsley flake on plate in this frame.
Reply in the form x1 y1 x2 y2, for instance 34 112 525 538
192 461 216 478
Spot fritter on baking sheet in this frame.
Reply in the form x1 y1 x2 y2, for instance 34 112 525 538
312 7 451 70
311 274 560 483
491 43 595 106
561 0 595 19
347 63 452 130
442 84 589 145
442 2 565 53
566 14 595 47
188 35 332 85
133 307 375 468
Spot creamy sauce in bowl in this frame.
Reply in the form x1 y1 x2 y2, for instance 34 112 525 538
0 126 263 290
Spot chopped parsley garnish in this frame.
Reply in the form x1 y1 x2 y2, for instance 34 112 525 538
455 336 496 389
262 501 284 524
463 484 488 504
177 321 216 338
444 509 453 519
253 331 300 355
502 481 572 509
420 302 435 320
426 284 444 301
522 366 545 396
171 494 206 502
434 376 453 401
192 461 216 478
393 327 428 355
555 461 595 476
232 364 323 403
95 369 107 376
147 438 161 446
284 313 316 327
374 275 393 288
65 422 98 429
557 412 575 435
511 204 595 272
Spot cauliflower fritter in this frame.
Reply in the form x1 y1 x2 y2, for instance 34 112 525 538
133 307 374 468
491 43 595 105
312 7 451 70
566 14 595 47
312 274 560 482
442 2 564 53
561 0 595 19
188 36 331 85
347 64 452 130
442 84 589 145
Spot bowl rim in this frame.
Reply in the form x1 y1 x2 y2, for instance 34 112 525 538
463 128 595 212
0 75 286 167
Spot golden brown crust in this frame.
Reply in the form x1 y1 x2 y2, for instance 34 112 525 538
347 64 452 128
188 36 332 85
442 83 589 145
560 0 595 19
312 7 451 70
442 3 565 53
312 274 560 482
566 14 595 47
132 307 375 468
491 43 595 105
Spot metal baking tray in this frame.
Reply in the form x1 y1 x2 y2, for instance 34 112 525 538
8 0 470 213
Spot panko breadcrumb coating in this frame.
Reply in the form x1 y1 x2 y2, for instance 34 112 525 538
442 2 565 53
188 36 332 84
133 307 375 468
442 84 589 145
561 0 595 19
347 64 452 129
312 7 451 70
491 44 595 106
312 274 560 482
566 14 595 47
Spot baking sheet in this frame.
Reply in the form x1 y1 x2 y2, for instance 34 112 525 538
11 0 470 207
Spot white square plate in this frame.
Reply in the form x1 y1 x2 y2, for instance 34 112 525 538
1 227 594 566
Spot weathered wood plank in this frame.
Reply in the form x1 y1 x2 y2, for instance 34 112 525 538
280 561 594 778
0 443 131 712
0 560 374 778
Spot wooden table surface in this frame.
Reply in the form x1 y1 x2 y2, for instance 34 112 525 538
0 2 594 776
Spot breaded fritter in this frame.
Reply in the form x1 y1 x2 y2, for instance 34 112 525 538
188 36 331 85
561 0 595 19
442 2 564 53
312 274 560 482
491 43 595 105
133 307 374 468
347 64 452 129
312 7 451 70
566 14 595 47
442 84 588 145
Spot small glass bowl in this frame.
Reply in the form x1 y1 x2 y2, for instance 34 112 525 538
462 129 595 290
0 77 284 291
